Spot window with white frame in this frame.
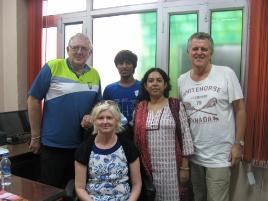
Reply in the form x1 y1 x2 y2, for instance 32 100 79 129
43 0 86 16
42 0 248 95
92 12 157 89
64 23 83 58
93 0 157 9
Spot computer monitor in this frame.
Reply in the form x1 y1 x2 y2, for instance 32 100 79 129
0 110 31 138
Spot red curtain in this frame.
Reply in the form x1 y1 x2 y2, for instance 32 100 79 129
244 0 268 167
43 15 59 28
27 0 42 88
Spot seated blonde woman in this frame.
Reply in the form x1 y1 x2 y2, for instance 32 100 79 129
75 100 142 201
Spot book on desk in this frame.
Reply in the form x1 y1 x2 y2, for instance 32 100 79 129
0 190 28 201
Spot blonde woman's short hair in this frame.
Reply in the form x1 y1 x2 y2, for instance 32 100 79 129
91 100 123 134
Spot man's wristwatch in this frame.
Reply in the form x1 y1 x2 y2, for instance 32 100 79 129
234 140 244 146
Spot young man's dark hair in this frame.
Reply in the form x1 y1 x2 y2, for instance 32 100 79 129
114 50 138 71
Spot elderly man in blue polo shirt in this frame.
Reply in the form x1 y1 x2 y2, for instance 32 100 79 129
28 33 101 188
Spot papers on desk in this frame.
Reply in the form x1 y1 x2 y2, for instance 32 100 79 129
0 148 8 156
0 190 28 201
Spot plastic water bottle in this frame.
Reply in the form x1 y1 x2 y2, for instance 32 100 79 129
0 152 11 186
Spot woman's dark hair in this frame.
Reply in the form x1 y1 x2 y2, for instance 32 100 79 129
139 67 171 101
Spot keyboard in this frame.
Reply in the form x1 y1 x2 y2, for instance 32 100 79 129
6 133 31 145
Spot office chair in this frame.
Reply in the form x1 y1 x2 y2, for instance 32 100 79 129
65 179 78 201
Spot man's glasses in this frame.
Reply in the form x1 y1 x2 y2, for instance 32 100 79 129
69 45 91 53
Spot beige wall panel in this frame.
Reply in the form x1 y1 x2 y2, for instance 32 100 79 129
2 0 18 111
0 0 27 112
0 0 4 111
17 0 28 110
231 163 268 201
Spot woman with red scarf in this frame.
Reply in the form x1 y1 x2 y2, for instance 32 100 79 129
133 68 194 201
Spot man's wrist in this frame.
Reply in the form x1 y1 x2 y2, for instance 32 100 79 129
31 136 41 141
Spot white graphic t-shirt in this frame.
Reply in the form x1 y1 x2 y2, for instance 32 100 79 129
178 65 243 167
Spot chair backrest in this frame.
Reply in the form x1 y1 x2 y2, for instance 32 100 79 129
65 179 78 201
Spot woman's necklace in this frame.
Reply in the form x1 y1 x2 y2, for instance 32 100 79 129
148 97 168 113
95 134 117 149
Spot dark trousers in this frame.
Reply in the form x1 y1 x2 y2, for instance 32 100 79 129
40 145 76 189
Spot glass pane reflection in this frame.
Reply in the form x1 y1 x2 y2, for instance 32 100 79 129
211 10 243 80
64 23 83 58
42 27 57 66
169 13 198 97
93 0 157 9
93 12 157 91
43 0 86 16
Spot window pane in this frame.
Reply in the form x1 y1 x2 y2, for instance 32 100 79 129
93 12 157 90
93 0 157 9
42 27 57 65
43 0 86 16
211 10 243 79
169 13 198 97
64 23 83 58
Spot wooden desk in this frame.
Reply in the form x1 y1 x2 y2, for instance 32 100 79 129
4 175 65 201
6 143 31 158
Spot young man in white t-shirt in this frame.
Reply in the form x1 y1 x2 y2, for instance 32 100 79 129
177 32 246 201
